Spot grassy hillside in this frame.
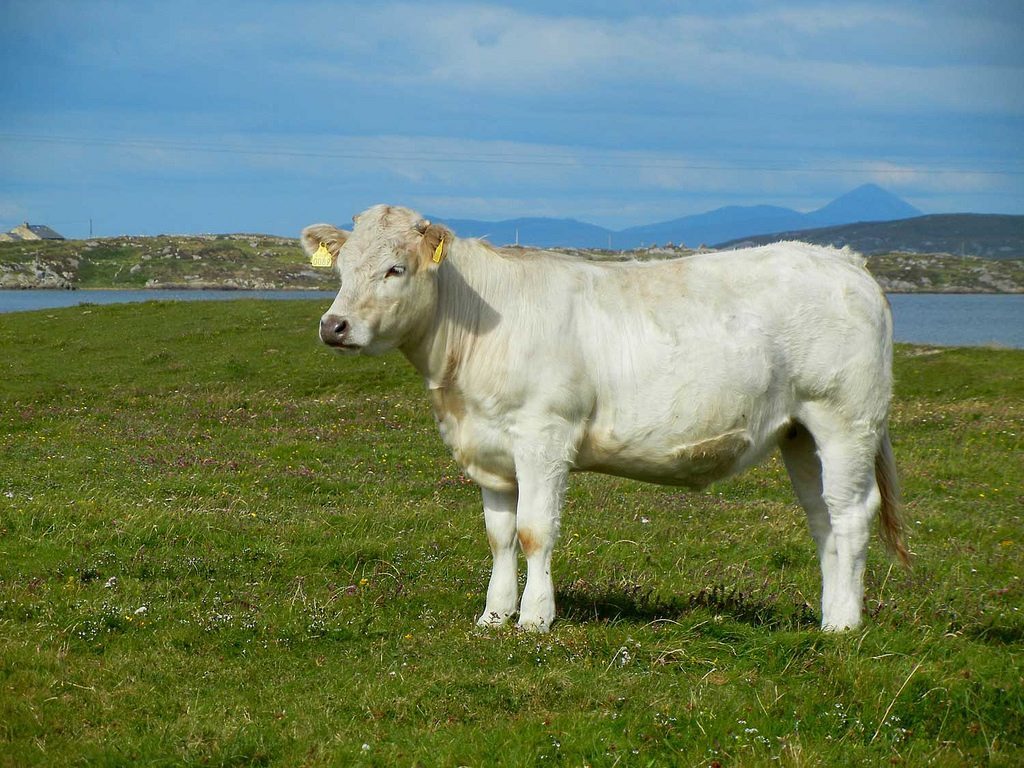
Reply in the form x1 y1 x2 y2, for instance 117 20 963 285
2 235 1023 293
717 213 1024 260
865 251 1024 293
1 299 1021 765
0 234 334 290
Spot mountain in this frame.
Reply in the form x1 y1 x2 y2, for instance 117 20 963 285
804 183 922 228
437 216 613 249
716 214 1024 260
616 205 806 249
436 184 926 249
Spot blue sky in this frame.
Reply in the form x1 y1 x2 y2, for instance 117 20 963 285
1 0 1022 237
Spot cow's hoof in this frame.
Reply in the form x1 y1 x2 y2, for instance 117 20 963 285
515 616 552 633
821 621 861 633
821 607 862 632
476 610 514 628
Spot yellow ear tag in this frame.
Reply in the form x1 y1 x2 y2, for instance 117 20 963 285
432 238 445 264
311 241 333 268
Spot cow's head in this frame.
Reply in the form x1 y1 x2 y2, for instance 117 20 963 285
301 205 451 355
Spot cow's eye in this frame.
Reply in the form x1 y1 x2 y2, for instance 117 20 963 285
385 265 406 278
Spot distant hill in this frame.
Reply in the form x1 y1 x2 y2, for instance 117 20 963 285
2 231 1021 293
439 184 925 249
616 205 806 250
803 184 922 228
0 234 331 290
438 216 614 249
716 214 1024 260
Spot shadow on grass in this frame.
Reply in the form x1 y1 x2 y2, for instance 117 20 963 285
556 579 819 630
961 620 1024 646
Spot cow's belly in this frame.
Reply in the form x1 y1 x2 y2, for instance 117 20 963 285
429 381 780 492
575 427 762 489
429 388 517 491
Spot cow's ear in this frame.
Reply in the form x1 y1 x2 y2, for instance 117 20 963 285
300 224 349 264
414 219 453 271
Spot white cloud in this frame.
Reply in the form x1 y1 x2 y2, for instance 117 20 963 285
1 128 1015 204
277 3 1023 113
18 2 1022 118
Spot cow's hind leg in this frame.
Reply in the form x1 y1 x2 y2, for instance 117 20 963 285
816 433 879 631
781 420 880 631
477 487 519 627
780 424 837 626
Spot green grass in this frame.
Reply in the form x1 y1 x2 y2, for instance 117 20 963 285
1 300 1021 766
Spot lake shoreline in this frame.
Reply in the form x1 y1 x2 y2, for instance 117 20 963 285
2 283 1021 296
0 284 331 292
2 289 1021 349
12 286 1018 295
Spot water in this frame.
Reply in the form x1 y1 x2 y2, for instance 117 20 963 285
1 289 1021 349
0 289 333 313
887 294 1022 348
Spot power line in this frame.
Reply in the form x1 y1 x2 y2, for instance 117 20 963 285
1 132 1021 176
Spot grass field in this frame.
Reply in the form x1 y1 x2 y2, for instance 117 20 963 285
1 299 1021 766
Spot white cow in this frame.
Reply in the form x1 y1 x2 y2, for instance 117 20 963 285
302 205 909 633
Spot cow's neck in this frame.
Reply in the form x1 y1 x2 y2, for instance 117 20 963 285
400 239 509 389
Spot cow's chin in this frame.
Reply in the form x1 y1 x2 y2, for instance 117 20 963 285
327 343 363 356
360 339 394 357
328 339 393 357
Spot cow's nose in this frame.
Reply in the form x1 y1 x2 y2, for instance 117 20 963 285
320 314 350 346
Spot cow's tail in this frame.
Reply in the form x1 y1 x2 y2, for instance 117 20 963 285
876 427 911 568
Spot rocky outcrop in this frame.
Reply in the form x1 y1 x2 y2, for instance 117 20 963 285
144 277 282 290
0 260 74 289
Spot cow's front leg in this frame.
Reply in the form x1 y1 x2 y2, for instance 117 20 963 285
477 487 519 627
515 451 568 633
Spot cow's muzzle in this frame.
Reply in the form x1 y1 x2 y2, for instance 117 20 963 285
319 314 358 349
